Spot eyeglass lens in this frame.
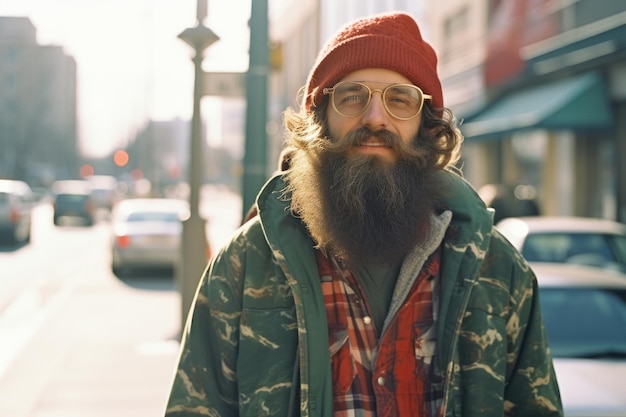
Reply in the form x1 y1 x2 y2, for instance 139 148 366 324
332 82 424 119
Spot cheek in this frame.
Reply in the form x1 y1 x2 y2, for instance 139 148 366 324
400 129 419 146
400 118 422 144
326 108 363 141
326 111 344 140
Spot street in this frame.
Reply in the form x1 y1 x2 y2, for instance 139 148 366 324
0 186 242 417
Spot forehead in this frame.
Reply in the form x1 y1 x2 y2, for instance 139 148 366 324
339 68 412 85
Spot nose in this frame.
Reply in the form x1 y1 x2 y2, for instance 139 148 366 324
360 92 389 130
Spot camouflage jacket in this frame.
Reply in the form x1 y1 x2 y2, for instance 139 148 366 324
165 169 563 417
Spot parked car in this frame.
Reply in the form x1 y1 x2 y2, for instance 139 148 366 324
533 262 626 416
110 198 189 276
0 179 36 244
52 180 96 226
496 216 626 273
86 175 119 210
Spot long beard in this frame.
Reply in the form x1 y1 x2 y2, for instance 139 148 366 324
287 127 446 265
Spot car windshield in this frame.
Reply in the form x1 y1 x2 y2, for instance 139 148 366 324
540 287 626 358
57 194 88 203
126 211 181 223
522 233 626 272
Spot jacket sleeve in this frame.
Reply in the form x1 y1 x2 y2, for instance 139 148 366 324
448 228 563 417
498 232 563 417
164 235 246 417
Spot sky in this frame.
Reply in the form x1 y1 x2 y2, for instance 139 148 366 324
0 0 251 158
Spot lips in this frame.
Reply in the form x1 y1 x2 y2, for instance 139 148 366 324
344 127 399 150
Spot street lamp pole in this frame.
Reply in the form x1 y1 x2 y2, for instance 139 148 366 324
177 0 219 330
242 0 269 221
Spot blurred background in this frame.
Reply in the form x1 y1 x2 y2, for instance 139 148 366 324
1 0 626 416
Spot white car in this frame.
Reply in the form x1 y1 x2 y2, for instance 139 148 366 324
86 175 119 210
110 198 189 276
0 179 36 244
496 216 626 273
533 262 626 416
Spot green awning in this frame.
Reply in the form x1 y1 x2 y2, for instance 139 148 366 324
461 72 614 140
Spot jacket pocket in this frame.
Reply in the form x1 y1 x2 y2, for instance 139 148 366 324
238 306 298 415
329 324 356 394
414 324 436 365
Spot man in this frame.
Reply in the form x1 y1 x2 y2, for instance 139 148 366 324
165 12 563 417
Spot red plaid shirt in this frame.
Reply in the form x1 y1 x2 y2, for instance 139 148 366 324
317 248 443 417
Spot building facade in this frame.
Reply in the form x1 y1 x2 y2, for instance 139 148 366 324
431 0 626 222
0 16 78 185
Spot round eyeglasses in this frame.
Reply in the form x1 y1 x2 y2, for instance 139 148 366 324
322 81 432 120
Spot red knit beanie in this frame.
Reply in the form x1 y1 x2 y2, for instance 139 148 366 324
304 12 443 113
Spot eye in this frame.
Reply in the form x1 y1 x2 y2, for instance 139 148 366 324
335 84 368 106
342 94 365 104
387 94 411 106
386 87 420 108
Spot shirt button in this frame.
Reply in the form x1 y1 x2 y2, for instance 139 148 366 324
363 316 372 324
377 376 385 386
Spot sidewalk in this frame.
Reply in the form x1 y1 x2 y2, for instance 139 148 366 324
0 187 241 417
0 274 181 417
